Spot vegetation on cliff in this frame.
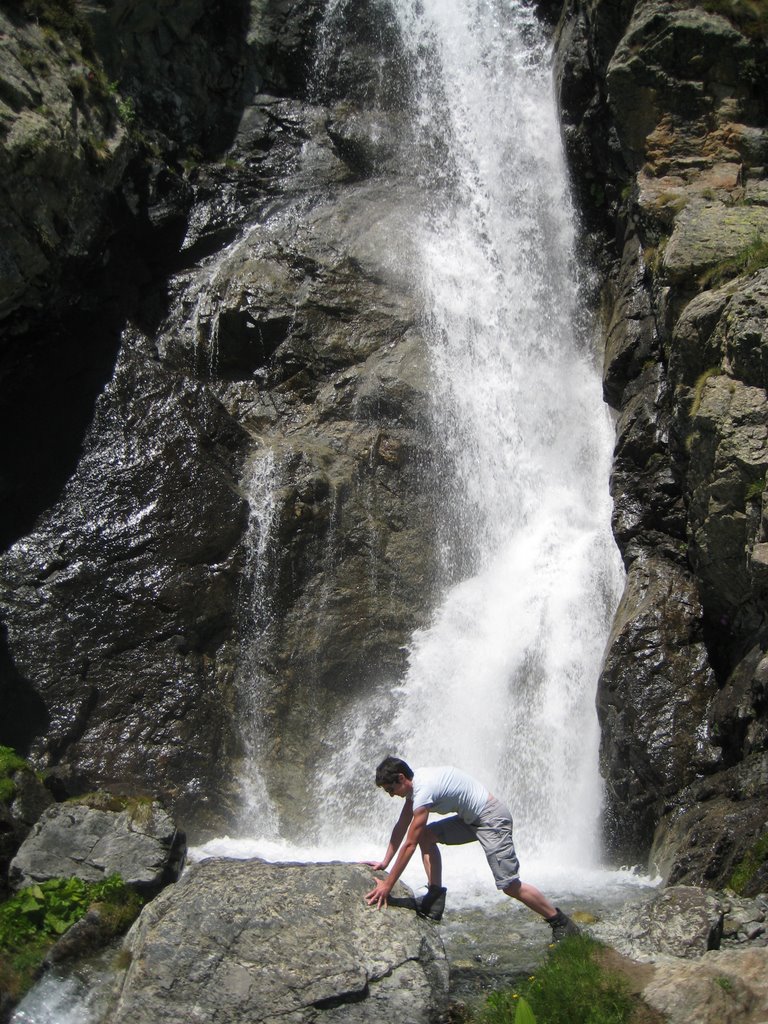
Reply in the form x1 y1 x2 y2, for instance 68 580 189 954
0 874 143 1005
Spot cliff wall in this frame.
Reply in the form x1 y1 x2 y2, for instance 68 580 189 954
554 0 768 892
0 0 438 836
0 0 765 892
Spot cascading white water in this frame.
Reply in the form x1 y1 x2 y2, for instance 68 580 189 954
198 0 630 902
237 448 282 835
303 0 624 892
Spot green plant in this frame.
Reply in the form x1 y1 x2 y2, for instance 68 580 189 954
699 233 768 290
699 0 768 39
715 975 734 993
689 367 723 418
16 0 95 51
0 875 144 1003
473 937 634 1024
116 95 136 124
514 997 537 1024
745 476 765 503
0 747 28 804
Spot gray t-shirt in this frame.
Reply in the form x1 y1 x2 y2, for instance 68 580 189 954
411 766 490 823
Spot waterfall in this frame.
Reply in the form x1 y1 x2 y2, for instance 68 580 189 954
307 0 624 887
236 448 281 835
199 0 624 896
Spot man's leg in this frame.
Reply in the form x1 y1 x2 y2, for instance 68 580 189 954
415 818 474 922
475 798 580 941
504 880 580 940
418 828 443 887
502 879 556 919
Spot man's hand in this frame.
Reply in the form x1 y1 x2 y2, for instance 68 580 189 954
365 877 392 909
360 860 388 871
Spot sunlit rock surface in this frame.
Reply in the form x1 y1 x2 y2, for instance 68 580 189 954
9 794 185 894
111 859 448 1024
643 946 768 1024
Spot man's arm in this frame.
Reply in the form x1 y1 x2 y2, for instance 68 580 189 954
362 800 414 870
365 806 430 909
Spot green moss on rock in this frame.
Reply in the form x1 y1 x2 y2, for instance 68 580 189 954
0 747 30 804
728 831 768 894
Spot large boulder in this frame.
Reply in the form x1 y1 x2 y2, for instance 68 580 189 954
597 549 719 857
642 946 768 1024
592 885 724 961
111 859 448 1024
9 794 186 894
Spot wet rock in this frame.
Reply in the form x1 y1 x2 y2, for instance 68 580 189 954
686 374 768 634
0 0 439 843
609 361 686 554
598 550 719 859
555 0 768 873
599 885 724 962
110 859 448 1024
649 752 768 892
0 348 251 835
602 233 657 409
9 793 185 895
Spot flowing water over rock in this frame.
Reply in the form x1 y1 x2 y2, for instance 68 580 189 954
237 0 625 871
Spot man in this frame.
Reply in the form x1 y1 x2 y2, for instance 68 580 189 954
364 756 579 941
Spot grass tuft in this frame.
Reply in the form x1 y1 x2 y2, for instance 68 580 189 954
728 830 768 894
471 936 635 1024
0 746 30 805
699 0 768 39
699 234 768 290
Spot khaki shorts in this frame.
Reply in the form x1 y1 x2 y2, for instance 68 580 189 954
426 795 521 889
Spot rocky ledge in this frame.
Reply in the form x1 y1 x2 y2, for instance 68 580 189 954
110 859 449 1024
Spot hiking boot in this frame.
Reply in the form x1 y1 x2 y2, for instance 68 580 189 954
416 885 447 922
547 908 580 942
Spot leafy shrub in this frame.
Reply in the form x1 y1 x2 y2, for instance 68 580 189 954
0 875 144 1003
473 936 634 1024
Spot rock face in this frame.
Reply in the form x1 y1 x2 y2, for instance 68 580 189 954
0 1 438 837
2 0 767 891
643 946 768 1024
554 0 768 885
9 794 186 894
110 859 448 1024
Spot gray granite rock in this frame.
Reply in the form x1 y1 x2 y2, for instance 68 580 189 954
111 859 448 1024
9 796 186 894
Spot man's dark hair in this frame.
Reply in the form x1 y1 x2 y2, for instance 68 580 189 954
376 756 414 787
